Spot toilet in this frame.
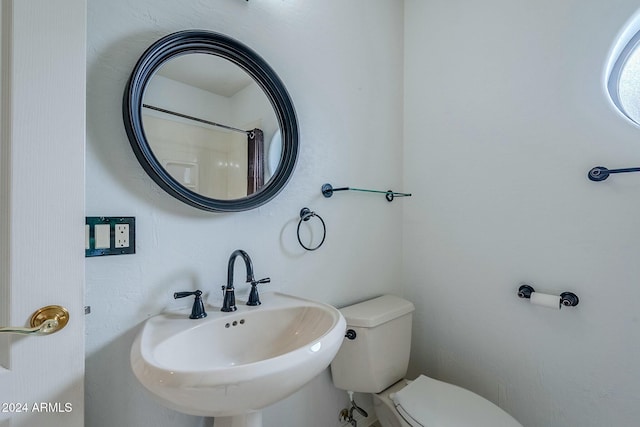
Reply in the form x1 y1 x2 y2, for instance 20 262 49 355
330 295 522 427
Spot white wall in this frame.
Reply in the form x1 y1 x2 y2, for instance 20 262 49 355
404 1 640 426
88 1 640 426
86 1 403 427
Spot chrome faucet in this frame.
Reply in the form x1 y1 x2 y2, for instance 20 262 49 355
221 249 270 312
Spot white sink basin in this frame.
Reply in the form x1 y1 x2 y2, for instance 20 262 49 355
131 292 346 419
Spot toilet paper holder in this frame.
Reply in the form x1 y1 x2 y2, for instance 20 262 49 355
517 284 579 308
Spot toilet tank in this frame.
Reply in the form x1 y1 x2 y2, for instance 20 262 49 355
330 295 415 393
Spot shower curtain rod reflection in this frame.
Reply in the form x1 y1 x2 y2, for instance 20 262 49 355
142 104 253 136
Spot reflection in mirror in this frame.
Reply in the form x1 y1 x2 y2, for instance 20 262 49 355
141 53 279 200
268 129 282 178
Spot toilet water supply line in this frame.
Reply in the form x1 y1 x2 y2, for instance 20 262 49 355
344 391 368 425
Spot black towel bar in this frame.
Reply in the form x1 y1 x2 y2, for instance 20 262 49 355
588 166 640 181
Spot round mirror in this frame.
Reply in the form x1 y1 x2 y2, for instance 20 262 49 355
123 30 299 212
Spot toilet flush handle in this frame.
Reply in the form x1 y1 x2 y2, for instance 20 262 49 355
345 329 357 340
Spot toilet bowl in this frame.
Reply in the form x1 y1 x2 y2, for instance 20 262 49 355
375 376 521 427
330 295 522 427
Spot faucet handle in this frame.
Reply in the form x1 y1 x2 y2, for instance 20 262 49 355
247 277 270 306
173 290 207 319
174 290 199 299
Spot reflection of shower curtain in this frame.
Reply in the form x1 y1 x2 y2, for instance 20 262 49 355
247 128 264 195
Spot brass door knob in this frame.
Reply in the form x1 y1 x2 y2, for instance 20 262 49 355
0 305 69 335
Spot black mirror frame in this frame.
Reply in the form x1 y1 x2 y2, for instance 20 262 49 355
123 30 299 212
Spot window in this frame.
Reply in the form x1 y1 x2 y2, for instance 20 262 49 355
609 31 640 123
607 13 640 125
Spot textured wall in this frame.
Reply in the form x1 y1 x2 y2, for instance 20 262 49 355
86 1 403 426
404 1 640 426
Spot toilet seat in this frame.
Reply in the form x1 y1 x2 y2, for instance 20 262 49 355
391 375 521 427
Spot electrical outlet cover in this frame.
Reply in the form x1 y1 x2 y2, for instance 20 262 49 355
85 217 135 257
115 224 130 248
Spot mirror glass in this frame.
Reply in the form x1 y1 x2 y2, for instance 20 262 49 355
123 30 298 212
142 54 280 199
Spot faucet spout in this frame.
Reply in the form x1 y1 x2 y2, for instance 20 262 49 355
227 249 255 288
222 249 255 312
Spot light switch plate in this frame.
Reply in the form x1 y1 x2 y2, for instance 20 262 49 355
94 224 111 249
85 217 136 257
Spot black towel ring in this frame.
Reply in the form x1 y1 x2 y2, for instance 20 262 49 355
297 208 326 251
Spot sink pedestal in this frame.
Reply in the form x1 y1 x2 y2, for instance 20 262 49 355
214 412 262 427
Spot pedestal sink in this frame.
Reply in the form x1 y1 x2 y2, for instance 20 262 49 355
131 292 346 427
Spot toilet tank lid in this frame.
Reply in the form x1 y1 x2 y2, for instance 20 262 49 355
339 295 415 328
